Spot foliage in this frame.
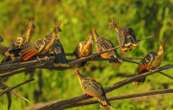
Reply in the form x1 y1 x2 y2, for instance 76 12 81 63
0 0 173 110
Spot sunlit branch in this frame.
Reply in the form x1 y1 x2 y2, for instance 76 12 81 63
30 64 173 110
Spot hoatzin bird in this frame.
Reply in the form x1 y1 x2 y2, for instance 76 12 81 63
110 20 137 53
91 29 121 63
20 24 61 61
51 27 67 64
2 37 25 62
75 70 112 110
1 20 35 63
73 32 94 65
135 43 164 83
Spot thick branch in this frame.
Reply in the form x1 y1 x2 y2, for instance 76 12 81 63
31 64 173 110
0 47 120 73
0 56 52 72
66 89 173 109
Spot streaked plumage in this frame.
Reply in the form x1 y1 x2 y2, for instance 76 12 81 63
1 21 35 63
92 29 120 63
111 20 137 53
136 43 164 82
75 70 111 110
20 25 60 61
1 37 24 62
21 39 46 61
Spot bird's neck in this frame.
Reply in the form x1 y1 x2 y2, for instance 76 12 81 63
76 72 85 81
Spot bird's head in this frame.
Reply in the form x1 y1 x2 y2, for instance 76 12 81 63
109 19 119 32
27 20 35 32
54 26 62 33
14 36 24 48
52 23 62 40
75 69 81 76
54 21 62 33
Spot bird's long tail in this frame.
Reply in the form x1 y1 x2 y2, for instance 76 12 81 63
98 95 112 110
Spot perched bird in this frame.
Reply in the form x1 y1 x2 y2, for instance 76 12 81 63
135 43 164 82
20 25 61 61
1 20 35 63
110 20 137 53
75 70 111 110
74 32 94 58
51 26 67 64
73 32 94 65
92 29 121 63
22 19 35 46
2 37 24 62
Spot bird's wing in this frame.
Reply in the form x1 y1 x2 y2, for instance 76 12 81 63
82 78 103 97
96 37 114 50
127 28 137 44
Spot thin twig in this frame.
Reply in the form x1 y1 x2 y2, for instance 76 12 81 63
0 68 26 78
0 56 53 72
0 78 34 96
0 82 31 103
159 71 173 80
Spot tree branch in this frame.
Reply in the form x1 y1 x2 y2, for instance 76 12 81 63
65 89 173 109
0 78 34 96
29 64 173 110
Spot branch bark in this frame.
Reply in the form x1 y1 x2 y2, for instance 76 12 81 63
27 64 173 110
65 89 173 109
